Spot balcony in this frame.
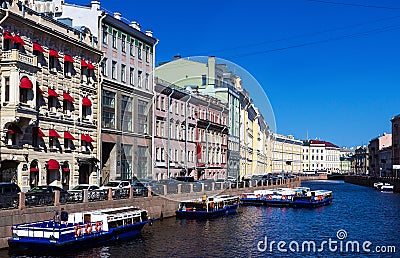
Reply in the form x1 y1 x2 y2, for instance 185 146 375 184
1 50 35 66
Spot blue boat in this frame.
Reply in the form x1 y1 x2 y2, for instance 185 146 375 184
241 190 269 206
8 206 151 254
291 190 333 208
176 195 240 219
263 188 296 207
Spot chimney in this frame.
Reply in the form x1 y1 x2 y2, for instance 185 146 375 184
130 21 141 31
145 30 153 37
114 12 121 20
91 1 100 10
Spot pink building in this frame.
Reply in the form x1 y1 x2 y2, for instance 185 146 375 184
368 133 392 177
154 79 228 180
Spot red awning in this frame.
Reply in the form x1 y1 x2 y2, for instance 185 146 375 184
48 88 59 97
87 62 96 70
82 97 92 107
13 35 25 45
49 49 60 58
81 134 93 143
20 77 33 89
33 43 45 53
62 167 70 172
37 86 44 94
30 167 39 172
49 129 61 138
3 31 13 40
64 54 74 63
63 92 74 102
7 125 23 135
47 159 60 170
81 60 88 67
33 127 45 137
64 131 75 140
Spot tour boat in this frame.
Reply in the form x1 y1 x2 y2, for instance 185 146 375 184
263 189 295 207
291 190 333 208
176 195 240 219
380 183 394 192
241 190 272 206
374 182 384 190
8 206 151 254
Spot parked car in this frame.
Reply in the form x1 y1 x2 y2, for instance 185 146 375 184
26 185 68 206
70 184 100 191
0 182 21 194
28 185 67 194
132 182 148 196
100 181 130 190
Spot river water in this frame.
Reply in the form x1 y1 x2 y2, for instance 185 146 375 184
5 180 400 257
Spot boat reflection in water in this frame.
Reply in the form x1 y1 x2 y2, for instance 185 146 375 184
176 195 240 220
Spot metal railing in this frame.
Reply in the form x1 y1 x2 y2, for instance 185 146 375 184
0 194 19 209
88 189 109 202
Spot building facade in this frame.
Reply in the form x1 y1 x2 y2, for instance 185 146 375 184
272 134 302 174
0 1 101 191
302 140 340 173
31 0 158 182
368 133 392 177
392 115 400 178
156 56 241 180
351 146 369 175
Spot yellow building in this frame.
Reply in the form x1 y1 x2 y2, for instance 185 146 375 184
272 134 302 174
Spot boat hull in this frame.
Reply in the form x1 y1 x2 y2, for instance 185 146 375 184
241 198 264 206
291 198 332 208
176 204 239 220
264 200 292 207
8 221 148 254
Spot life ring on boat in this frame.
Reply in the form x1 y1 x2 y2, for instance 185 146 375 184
74 224 81 237
267 195 272 200
281 195 287 200
95 221 102 232
256 194 261 199
318 196 323 201
85 223 92 234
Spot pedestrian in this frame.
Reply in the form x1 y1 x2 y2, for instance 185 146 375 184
53 210 60 225
60 207 69 225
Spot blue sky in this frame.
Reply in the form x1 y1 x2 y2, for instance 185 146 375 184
71 0 400 147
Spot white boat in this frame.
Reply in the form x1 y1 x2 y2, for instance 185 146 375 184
373 182 383 190
380 183 394 192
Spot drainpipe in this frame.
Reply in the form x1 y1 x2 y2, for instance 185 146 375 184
184 94 192 176
21 3 25 18
204 100 211 179
151 39 159 180
96 12 106 186
167 88 174 178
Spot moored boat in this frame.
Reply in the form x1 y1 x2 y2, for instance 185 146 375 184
8 206 150 254
291 190 333 208
263 189 295 207
176 195 240 219
380 183 394 192
241 192 263 206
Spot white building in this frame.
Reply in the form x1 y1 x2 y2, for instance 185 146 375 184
302 140 340 173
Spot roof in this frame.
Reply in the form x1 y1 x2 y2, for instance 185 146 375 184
306 140 339 148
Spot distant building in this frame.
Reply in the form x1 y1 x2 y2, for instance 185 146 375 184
352 146 369 175
392 115 400 178
272 134 302 174
368 133 392 177
339 148 354 174
302 140 340 173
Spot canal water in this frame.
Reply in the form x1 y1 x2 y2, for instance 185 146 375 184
5 181 400 257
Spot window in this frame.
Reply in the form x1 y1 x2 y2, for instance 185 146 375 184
121 144 132 180
138 71 142 87
138 100 148 133
101 58 107 76
202 75 207 85
160 121 165 137
145 46 150 62
4 77 9 102
160 148 165 162
121 96 132 131
102 25 108 45
130 68 134 85
155 121 160 136
63 98 73 116
49 56 57 72
138 42 142 59
20 88 29 103
48 95 57 112
130 39 135 56
160 97 165 111
121 34 126 53
112 30 117 48
112 61 117 79
64 62 72 77
321 156 323 160
145 73 149 89
121 64 126 82
137 146 147 178
102 90 115 128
